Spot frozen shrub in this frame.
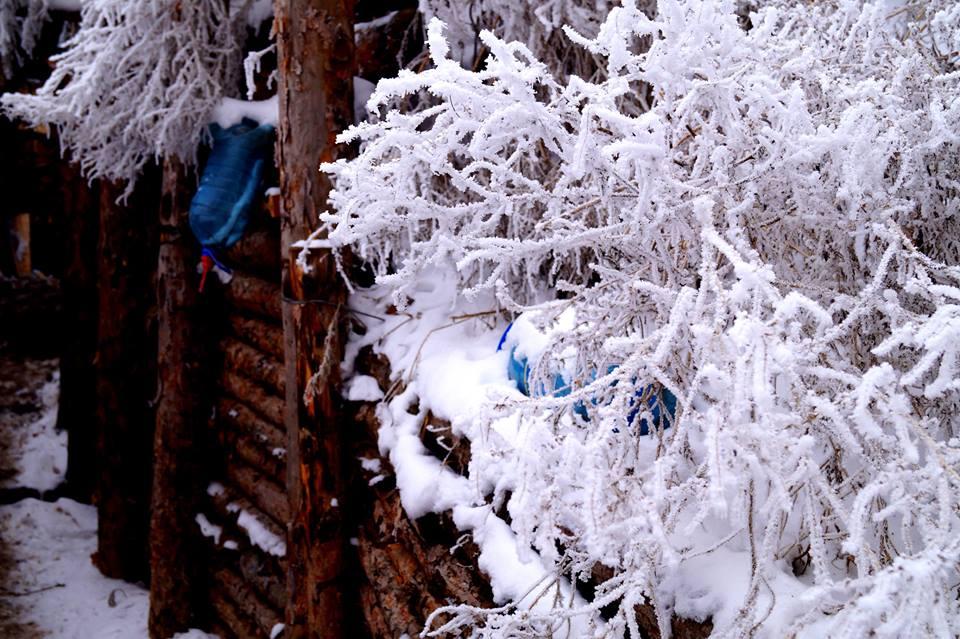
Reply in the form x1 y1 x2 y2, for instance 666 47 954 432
323 0 960 636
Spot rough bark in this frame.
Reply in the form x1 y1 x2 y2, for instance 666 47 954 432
216 395 287 452
93 175 158 582
227 314 285 359
221 337 284 395
221 370 285 426
224 272 282 321
213 567 283 637
354 8 421 82
274 0 355 635
223 229 282 278
148 159 213 637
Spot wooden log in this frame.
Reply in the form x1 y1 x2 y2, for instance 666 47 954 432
208 621 236 639
208 482 288 551
355 535 423 638
216 396 286 452
419 411 471 477
221 336 284 395
224 272 281 321
368 493 463 621
221 369 285 426
227 314 284 359
237 550 287 613
149 159 213 638
58 167 99 501
211 590 262 639
223 229 281 278
276 0 355 635
355 8 421 82
358 583 392 639
10 212 31 275
224 429 285 484
93 173 159 583
225 461 289 527
213 567 282 637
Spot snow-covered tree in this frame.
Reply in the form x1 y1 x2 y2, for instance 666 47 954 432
1 0 247 194
322 0 960 636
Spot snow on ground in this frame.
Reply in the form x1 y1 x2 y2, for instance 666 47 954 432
0 358 64 493
0 497 151 639
0 358 216 639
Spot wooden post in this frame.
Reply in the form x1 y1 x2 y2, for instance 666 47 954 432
93 175 159 582
148 159 212 638
58 168 99 501
274 0 355 636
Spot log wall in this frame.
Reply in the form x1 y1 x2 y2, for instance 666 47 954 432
194 208 290 639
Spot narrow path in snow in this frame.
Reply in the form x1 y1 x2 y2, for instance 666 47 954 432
0 352 57 638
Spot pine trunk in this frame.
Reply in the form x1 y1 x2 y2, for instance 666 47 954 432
58 168 99 502
274 0 355 636
93 175 158 582
148 159 214 637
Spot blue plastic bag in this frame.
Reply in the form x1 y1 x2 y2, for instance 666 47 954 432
189 118 275 252
498 322 676 435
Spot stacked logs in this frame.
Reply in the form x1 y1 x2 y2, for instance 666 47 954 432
196 213 289 639
347 347 714 639
346 348 495 638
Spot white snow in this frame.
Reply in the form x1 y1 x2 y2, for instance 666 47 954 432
195 513 223 545
241 0 272 28
210 96 278 128
0 369 216 639
0 497 151 639
226 502 286 557
358 456 381 473
344 374 384 402
0 370 65 492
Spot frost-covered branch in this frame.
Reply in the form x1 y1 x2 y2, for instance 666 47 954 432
1 0 246 194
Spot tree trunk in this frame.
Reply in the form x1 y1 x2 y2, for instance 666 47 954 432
148 159 213 637
274 0 355 636
58 169 99 502
93 175 159 582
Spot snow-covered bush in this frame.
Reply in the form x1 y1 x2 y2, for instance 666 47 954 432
419 0 654 78
1 0 247 193
323 0 960 636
